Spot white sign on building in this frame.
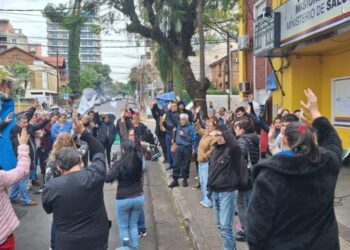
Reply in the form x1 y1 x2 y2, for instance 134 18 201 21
277 0 350 46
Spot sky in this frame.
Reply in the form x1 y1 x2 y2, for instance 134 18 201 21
0 0 143 83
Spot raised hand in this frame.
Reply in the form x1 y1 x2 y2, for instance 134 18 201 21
300 88 321 119
195 106 201 114
18 129 29 145
268 124 276 141
72 110 85 134
32 100 39 109
132 115 140 127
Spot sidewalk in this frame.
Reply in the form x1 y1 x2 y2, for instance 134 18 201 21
159 159 350 250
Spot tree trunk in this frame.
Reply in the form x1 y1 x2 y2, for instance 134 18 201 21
173 48 209 117
68 0 82 94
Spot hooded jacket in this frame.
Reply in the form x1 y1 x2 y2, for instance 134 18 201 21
247 117 342 250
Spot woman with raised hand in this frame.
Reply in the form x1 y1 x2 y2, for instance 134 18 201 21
106 121 144 249
0 129 30 250
247 89 343 250
193 106 217 208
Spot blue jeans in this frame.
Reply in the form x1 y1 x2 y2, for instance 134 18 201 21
165 133 173 167
116 195 144 249
212 191 237 250
199 161 212 207
9 175 31 204
137 207 145 230
30 167 37 181
237 190 251 232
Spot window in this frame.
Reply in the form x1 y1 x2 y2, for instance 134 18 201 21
63 33 68 38
11 39 16 43
12 54 20 60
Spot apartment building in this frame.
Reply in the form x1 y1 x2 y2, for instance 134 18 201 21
46 17 102 65
0 19 41 54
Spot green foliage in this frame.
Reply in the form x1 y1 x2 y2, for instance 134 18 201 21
79 67 98 91
119 80 136 95
78 63 113 91
155 43 172 84
6 63 32 97
88 63 112 85
206 86 239 95
0 67 9 82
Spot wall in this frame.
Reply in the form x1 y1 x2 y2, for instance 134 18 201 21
272 50 350 149
0 49 34 65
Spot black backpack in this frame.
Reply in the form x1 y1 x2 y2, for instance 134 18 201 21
238 139 253 191
142 128 155 145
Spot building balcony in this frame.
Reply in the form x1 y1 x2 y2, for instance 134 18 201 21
47 35 69 40
80 51 101 55
47 44 68 47
80 44 101 47
80 37 101 40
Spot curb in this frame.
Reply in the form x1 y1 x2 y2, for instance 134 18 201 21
158 161 212 250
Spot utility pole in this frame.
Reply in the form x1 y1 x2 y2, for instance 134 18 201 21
198 0 205 108
227 32 232 110
56 50 60 99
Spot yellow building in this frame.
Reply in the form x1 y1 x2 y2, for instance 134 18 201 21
242 0 350 150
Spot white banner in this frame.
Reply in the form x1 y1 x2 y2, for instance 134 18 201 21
77 94 97 115
277 0 350 46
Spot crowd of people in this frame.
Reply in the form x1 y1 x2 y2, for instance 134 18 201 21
150 90 343 250
0 80 154 250
0 84 343 250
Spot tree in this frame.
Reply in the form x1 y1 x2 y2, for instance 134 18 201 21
0 67 9 82
100 0 238 113
43 0 98 94
79 66 98 91
88 63 113 86
6 63 32 99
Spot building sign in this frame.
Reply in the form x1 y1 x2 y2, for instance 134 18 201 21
254 12 281 57
277 0 350 46
332 77 350 127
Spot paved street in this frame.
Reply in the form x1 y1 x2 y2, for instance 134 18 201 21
13 100 191 250
10 100 350 250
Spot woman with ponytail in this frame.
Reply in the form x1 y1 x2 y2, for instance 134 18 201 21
247 89 343 250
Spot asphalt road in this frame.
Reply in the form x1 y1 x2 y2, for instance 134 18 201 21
13 99 191 250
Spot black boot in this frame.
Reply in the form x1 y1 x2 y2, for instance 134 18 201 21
182 178 188 187
168 179 179 188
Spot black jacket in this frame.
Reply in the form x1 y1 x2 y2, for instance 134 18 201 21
237 133 260 166
208 127 242 192
42 131 109 250
10 107 49 169
164 110 180 135
151 104 165 137
247 117 342 250
98 121 117 145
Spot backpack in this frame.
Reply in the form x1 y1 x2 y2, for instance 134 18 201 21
141 127 155 145
238 139 253 191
